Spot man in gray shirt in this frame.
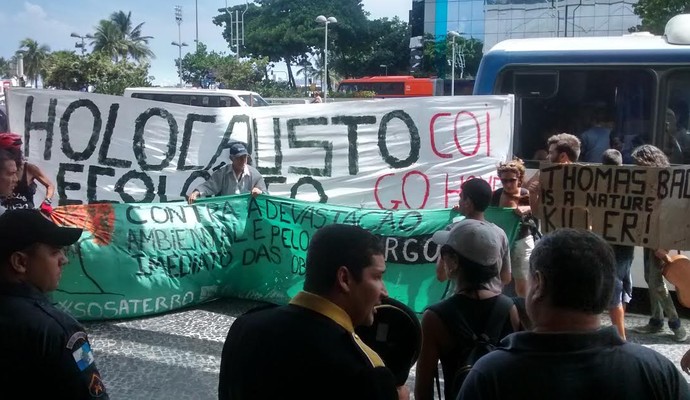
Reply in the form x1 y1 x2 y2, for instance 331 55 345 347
187 143 266 204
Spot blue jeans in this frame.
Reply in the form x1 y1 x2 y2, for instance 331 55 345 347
610 245 634 308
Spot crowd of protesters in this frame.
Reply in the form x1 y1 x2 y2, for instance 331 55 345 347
2 110 690 400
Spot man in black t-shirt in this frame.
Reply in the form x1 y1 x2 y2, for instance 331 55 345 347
458 229 689 400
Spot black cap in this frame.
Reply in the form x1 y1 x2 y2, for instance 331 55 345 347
0 209 83 257
229 142 249 158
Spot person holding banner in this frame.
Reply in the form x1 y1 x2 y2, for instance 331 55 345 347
0 209 109 399
0 148 18 215
449 178 511 293
0 132 55 214
601 149 635 340
630 145 687 342
188 142 266 204
525 133 580 211
218 224 406 400
491 159 533 297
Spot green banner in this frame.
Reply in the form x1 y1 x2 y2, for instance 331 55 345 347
50 195 521 321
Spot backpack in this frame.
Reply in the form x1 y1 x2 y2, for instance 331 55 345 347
434 294 514 400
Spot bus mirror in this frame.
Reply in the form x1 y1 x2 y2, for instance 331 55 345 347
513 71 558 98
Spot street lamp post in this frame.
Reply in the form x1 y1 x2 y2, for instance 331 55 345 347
315 15 337 103
174 6 186 88
70 32 91 56
380 64 388 76
172 41 188 87
448 31 461 96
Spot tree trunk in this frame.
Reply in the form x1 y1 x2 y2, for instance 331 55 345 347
286 58 296 89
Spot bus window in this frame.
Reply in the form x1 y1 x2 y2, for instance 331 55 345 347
219 96 240 107
513 72 558 98
663 71 690 164
239 94 269 107
170 95 191 105
338 83 358 93
151 94 172 103
131 93 154 100
378 82 405 95
498 68 654 165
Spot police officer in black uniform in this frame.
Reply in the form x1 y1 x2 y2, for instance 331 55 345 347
0 209 109 399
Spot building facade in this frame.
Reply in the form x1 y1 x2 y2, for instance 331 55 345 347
409 0 641 72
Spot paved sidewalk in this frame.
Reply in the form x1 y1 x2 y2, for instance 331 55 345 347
86 298 690 400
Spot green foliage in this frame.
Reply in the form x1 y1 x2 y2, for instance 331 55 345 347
417 34 484 79
43 52 152 95
179 43 227 87
213 0 370 88
43 51 85 90
91 11 154 63
329 90 376 98
91 60 152 95
331 17 411 78
178 42 268 90
0 57 12 78
253 80 303 97
630 0 689 34
17 38 51 87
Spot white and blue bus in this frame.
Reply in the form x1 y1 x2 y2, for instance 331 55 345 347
474 14 690 169
473 14 690 289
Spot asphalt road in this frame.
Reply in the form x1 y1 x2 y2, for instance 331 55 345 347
84 296 690 400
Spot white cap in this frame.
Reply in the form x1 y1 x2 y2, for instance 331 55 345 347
431 219 502 267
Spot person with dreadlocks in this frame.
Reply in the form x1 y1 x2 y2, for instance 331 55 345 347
0 133 55 214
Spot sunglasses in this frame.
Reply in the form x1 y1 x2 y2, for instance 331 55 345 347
500 178 518 183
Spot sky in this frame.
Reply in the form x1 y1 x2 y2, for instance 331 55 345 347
0 0 412 86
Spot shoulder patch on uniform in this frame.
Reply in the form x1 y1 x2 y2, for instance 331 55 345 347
66 331 88 349
72 342 95 371
89 372 106 397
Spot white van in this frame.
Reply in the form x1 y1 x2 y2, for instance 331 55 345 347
123 87 270 108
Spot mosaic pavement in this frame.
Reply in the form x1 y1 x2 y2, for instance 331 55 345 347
85 298 690 400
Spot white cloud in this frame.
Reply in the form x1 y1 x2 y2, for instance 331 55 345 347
22 2 48 20
1 2 77 55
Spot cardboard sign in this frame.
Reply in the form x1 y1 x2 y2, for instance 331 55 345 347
538 163 690 249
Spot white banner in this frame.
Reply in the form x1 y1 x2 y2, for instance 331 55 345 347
7 89 513 209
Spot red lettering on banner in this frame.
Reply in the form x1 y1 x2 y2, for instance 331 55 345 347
444 174 501 208
430 111 492 160
485 112 491 157
374 171 431 210
429 113 452 159
454 111 481 157
402 171 430 209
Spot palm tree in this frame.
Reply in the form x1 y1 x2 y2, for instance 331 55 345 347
92 20 128 62
17 38 51 87
110 11 155 62
311 53 341 92
295 59 321 92
0 57 12 78
91 11 154 63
